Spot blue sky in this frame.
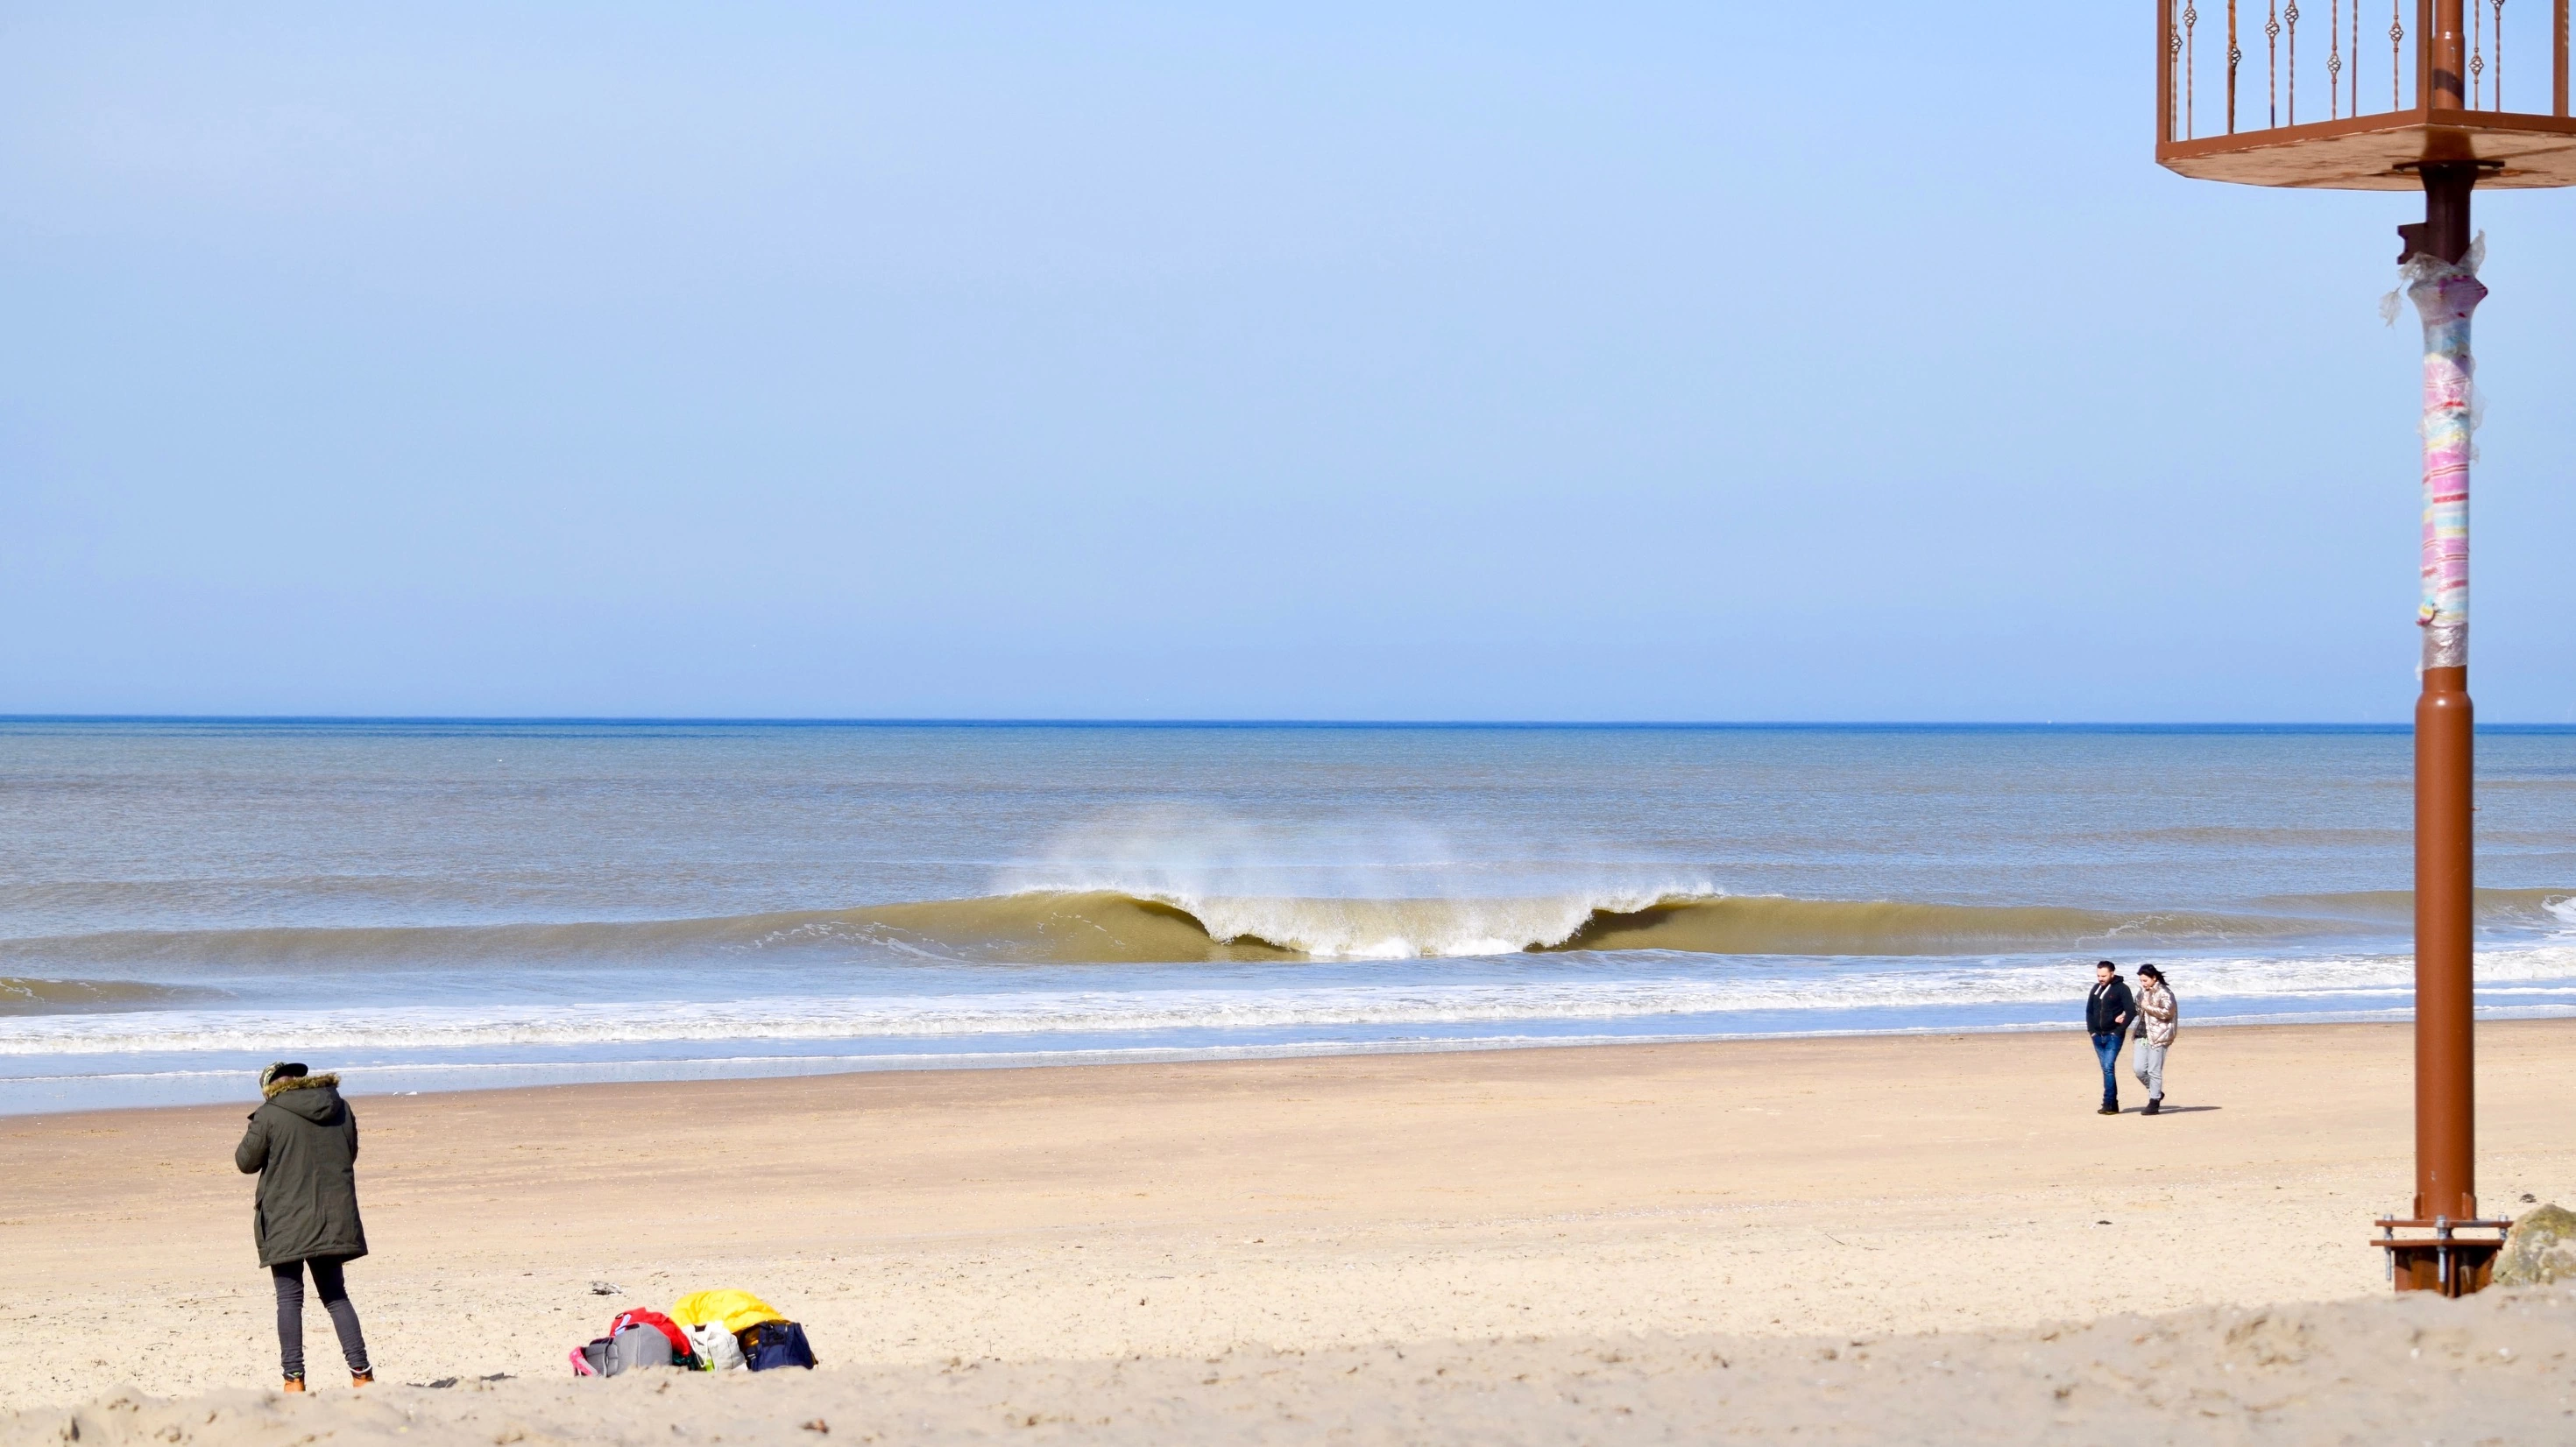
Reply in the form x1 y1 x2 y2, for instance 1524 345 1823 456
4 2 2572 720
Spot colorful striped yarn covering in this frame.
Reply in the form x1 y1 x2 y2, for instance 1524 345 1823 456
2404 245 2485 672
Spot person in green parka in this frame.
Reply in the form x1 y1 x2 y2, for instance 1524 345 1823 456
236 1062 373 1391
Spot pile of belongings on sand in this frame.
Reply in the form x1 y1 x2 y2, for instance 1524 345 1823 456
572 1289 817 1377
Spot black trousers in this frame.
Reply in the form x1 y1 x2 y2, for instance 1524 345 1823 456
272 1257 371 1379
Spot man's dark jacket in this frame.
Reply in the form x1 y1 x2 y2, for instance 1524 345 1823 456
2086 977 2137 1035
236 1073 368 1267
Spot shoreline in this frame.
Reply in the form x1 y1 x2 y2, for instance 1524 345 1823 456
4 1020 2572 1414
13 1005 2576 1119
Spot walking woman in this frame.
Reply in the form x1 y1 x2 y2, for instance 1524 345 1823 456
236 1062 374 1391
2132 965 2179 1116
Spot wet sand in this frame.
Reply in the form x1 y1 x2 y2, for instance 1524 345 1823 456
4 1020 2573 1438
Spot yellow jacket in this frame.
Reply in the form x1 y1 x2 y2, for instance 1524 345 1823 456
669 1288 787 1336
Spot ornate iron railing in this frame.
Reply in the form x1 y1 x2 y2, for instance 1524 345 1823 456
2167 0 2568 137
2159 0 2576 187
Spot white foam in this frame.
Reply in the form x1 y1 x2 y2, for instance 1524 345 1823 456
5 945 2572 1055
1160 891 1688 958
995 802 1715 956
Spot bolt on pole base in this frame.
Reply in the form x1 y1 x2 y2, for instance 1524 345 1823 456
2374 1216 2510 1295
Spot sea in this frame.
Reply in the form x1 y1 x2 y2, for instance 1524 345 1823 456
3 719 2572 1115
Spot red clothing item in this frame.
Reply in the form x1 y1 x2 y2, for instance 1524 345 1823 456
609 1309 694 1360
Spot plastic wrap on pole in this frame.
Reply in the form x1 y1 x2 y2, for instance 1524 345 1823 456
2399 240 2486 672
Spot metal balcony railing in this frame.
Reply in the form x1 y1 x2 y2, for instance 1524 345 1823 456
2157 0 2576 187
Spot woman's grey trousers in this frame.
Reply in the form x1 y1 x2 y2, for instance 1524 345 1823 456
2131 1041 2168 1102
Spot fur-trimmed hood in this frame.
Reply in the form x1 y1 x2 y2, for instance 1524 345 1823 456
263 1069 340 1100
262 1072 345 1122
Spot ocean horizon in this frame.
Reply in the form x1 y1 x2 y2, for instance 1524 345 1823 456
13 716 2576 730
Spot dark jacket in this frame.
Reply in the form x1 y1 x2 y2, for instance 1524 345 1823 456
236 1074 369 1267
2086 978 2136 1035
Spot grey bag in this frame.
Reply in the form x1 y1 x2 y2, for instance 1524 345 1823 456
611 1323 675 1373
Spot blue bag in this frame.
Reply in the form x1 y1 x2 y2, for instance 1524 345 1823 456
740 1321 817 1371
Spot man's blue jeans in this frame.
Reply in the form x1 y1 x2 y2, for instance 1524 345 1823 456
2091 1031 2126 1110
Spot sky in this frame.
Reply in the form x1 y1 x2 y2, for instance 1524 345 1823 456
4 2 2572 722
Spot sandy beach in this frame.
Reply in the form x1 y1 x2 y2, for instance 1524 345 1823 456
6 1020 2575 1440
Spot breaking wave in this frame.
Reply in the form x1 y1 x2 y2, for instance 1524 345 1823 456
2250 887 2576 930
0 978 208 1016
1 886 2521 970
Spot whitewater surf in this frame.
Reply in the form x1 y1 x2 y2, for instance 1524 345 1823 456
7 719 2574 1112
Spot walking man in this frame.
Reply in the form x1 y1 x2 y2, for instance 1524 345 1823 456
2084 961 2134 1115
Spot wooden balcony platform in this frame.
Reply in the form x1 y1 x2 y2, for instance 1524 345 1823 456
2159 109 2576 189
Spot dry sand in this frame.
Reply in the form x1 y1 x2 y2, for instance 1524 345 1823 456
4 1020 2574 1442
19 1289 2576 1445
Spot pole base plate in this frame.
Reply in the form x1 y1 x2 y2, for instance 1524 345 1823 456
2374 1218 2511 1296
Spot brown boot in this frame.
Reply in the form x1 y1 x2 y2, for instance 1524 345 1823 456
282 1378 307 1394
351 1371 374 1387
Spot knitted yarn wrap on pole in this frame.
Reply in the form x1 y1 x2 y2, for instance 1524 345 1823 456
2386 237 2487 672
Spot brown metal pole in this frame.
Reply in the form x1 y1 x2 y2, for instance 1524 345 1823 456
2431 0 2470 107
2162 0 2178 145
2401 162 2475 261
2557 0 2570 116
2416 672 2476 1225
2404 160 2477 1233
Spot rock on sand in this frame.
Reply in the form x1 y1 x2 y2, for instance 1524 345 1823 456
2497 1203 2576 1288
